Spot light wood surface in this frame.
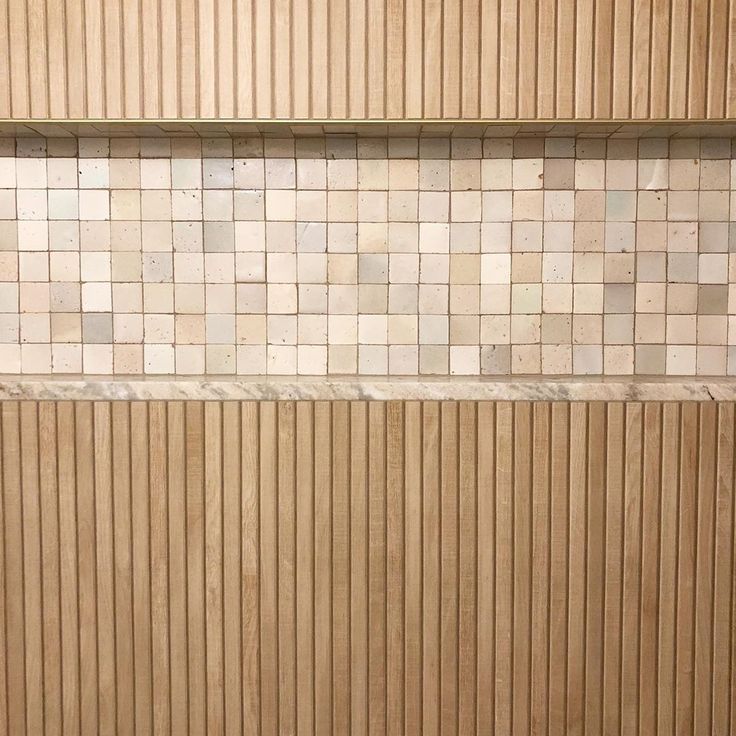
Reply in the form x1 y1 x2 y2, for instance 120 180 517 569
1 0 734 120
1 400 735 735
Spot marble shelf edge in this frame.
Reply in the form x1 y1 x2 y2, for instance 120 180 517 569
0 376 735 402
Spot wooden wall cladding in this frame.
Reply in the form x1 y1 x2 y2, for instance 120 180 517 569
1 1 735 121
1 399 736 735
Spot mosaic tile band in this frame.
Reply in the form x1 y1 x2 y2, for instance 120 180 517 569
0 135 734 376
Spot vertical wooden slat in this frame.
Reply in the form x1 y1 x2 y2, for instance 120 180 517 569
111 403 135 735
479 0 499 117
498 0 518 117
728 0 736 117
405 0 423 117
404 401 423 735
621 404 643 735
217 0 235 117
310 0 328 118
639 403 662 736
27 0 48 117
594 0 614 118
0 0 12 116
385 0 404 117
19 403 43 736
254 0 271 116
669 0 690 117
693 403 716 734
567 403 587 736
612 0 633 117
131 403 152 736
476 403 495 735
517 0 536 118
8 0 29 117
204 402 224 734
494 402 512 736
179 0 198 117
58 402 80 735
422 402 441 736
348 0 366 118
675 402 698 736
185 402 206 735
602 403 624 736
3 403 25 735
273 0 292 117
584 402 606 735
575 0 595 118
166 402 188 736
242 402 261 736
296 402 314 736
368 402 386 736
197 0 216 117
160 0 178 116
657 402 680 734
277 402 297 735
536 0 555 118
149 402 170 735
512 403 531 736
439 401 457 736
424 0 442 118
93 402 116 735
631 0 652 117
122 0 142 118
103 0 123 119
223 402 243 735
461 0 480 117
235 0 254 117
292 0 310 117
707 0 728 117
259 402 278 736
39 403 62 735
332 401 351 735
313 401 332 736
366 0 385 117
350 401 368 734
76 402 99 736
350 402 369 736
530 403 550 735
46 0 67 116
650 0 671 119
328 0 347 118
84 0 104 117
142 0 162 117
688 0 708 117
548 403 569 735
555 0 575 116
458 402 479 733
711 403 734 735
386 401 405 735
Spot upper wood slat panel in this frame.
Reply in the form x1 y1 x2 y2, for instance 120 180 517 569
0 0 733 120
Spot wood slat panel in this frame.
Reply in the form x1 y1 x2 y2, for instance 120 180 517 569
0 399 734 736
2 0 733 120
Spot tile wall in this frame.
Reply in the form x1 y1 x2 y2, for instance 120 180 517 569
0 135 734 376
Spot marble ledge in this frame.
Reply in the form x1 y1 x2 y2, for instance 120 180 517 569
0 375 736 402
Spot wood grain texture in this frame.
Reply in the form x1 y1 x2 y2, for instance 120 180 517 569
1 0 732 120
0 399 734 736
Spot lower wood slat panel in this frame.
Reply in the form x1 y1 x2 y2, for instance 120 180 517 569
1 400 735 735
